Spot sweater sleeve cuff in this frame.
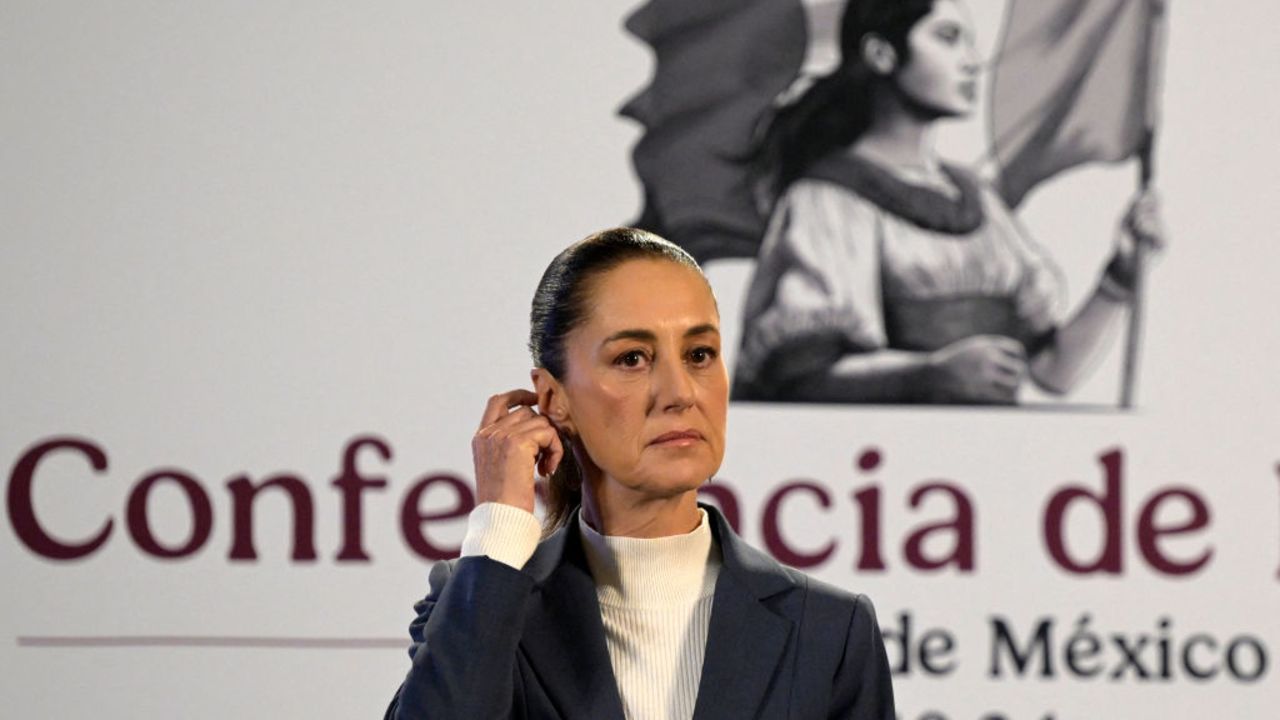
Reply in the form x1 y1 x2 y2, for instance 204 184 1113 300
460 502 541 569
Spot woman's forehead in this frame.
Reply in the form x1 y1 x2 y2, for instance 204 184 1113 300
919 0 972 30
581 259 719 336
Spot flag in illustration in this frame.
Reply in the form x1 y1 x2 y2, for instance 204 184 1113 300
990 0 1168 208
621 0 807 262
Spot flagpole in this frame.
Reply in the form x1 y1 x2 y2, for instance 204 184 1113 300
1119 130 1153 409
1119 0 1168 409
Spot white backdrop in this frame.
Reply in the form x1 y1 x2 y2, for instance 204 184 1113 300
3 1 1279 718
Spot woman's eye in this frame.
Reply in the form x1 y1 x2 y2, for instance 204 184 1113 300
616 349 649 368
688 346 719 366
935 24 961 43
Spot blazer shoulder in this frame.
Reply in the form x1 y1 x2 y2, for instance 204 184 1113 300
707 503 875 617
791 569 877 632
803 572 867 606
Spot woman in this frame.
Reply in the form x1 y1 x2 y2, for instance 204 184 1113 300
733 0 1164 404
385 228 895 719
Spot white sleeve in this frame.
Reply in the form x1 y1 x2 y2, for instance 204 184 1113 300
459 502 542 570
736 181 886 387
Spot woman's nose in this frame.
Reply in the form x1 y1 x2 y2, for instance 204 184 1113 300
653 356 696 411
961 44 981 74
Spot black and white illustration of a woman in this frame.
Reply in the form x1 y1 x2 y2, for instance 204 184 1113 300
626 0 1167 406
732 0 1164 404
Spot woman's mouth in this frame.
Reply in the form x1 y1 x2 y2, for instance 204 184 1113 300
649 430 704 447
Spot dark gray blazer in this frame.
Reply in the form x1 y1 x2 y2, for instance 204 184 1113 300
385 505 895 719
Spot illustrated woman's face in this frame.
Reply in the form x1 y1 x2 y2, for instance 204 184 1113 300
895 0 980 117
554 259 728 503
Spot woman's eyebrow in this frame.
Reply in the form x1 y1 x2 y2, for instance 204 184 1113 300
603 329 657 344
602 324 719 344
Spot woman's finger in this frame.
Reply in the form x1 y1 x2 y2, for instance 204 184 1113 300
990 374 1021 393
986 336 1026 360
537 427 565 478
502 413 556 439
1124 192 1166 249
502 416 564 477
991 355 1027 380
994 345 1027 363
478 389 539 429
1139 209 1167 250
481 406 539 433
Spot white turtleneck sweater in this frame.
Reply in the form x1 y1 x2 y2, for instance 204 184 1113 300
460 502 722 720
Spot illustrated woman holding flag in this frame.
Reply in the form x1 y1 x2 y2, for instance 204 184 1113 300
730 0 1165 404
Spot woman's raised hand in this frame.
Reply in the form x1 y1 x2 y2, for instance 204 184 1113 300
1122 188 1166 250
472 389 564 514
1107 188 1168 290
928 334 1027 403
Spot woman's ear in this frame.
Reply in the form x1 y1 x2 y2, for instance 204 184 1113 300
531 368 574 435
861 33 898 75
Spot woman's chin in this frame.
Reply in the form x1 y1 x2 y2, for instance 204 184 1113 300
633 465 718 499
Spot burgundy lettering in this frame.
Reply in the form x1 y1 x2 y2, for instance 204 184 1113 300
1136 487 1211 575
1044 449 1123 574
126 470 213 559
761 481 835 568
331 436 391 561
7 437 112 560
904 482 975 571
226 473 317 561
401 473 474 561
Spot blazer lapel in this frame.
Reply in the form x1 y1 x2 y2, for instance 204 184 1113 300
519 517 626 720
691 507 795 720
517 506 794 720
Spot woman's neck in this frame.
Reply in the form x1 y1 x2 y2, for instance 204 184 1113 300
852 87 942 174
580 484 701 538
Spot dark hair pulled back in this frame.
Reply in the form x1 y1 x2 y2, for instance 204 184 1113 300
756 0 936 195
529 227 704 534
